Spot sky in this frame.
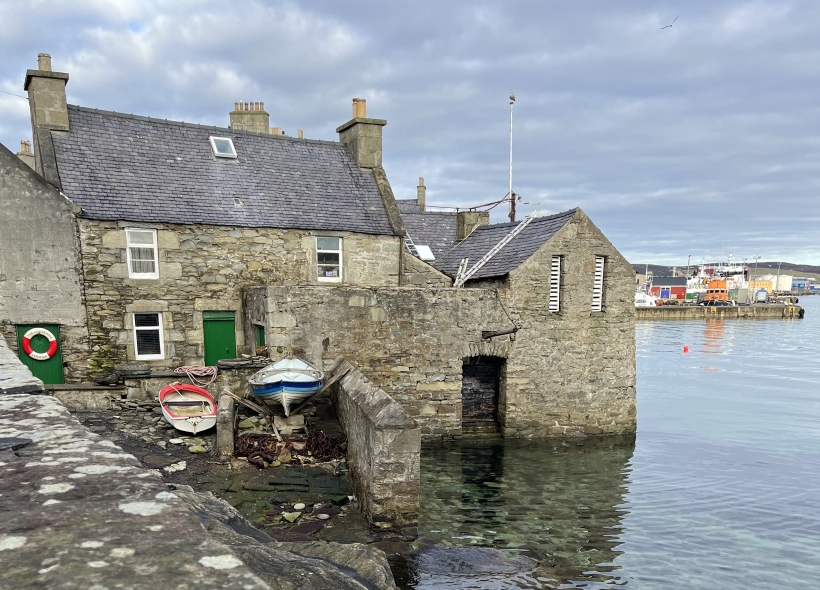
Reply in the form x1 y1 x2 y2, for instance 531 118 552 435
1 0 819 266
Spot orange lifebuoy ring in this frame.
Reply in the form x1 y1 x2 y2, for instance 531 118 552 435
22 328 58 361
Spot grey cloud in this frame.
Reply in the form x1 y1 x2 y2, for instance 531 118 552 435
1 0 819 265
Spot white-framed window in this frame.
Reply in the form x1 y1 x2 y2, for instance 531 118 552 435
133 312 164 360
125 228 159 279
591 256 605 312
209 136 237 158
316 237 342 282
549 255 562 313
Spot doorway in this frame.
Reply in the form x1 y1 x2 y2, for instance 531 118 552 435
461 356 504 429
16 324 64 384
203 311 237 366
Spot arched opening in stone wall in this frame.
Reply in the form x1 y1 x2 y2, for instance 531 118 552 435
461 356 505 432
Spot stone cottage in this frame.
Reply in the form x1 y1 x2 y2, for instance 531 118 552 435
2 54 410 383
2 53 636 439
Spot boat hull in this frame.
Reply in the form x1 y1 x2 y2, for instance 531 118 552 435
249 358 324 416
158 383 217 435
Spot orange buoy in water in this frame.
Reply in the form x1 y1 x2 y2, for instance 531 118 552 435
683 346 689 353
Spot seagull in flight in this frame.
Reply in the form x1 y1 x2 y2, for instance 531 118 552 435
661 15 678 29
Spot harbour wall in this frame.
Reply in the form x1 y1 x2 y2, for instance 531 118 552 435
636 304 803 320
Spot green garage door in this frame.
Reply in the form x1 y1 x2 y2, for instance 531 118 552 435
203 311 237 366
16 324 64 384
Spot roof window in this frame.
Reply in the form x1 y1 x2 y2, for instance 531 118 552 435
209 136 237 158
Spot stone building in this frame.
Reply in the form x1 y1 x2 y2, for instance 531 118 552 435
1 53 636 440
2 54 407 381
246 207 636 438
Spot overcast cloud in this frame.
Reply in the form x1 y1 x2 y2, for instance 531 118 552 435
1 1 819 265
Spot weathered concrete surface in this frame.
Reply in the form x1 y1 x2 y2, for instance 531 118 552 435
636 303 803 320
0 394 270 590
0 333 44 395
175 488 398 590
330 361 420 531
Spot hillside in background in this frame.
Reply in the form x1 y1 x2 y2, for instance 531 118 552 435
631 262 820 279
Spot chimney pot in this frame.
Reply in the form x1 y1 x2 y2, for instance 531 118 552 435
244 102 249 111
37 53 52 72
417 177 426 211
271 127 282 135
298 129 304 139
234 102 239 111
352 98 367 119
260 102 264 111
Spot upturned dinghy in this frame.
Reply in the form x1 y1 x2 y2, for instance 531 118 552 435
249 358 324 416
158 383 217 434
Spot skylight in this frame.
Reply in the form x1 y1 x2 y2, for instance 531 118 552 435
209 136 237 158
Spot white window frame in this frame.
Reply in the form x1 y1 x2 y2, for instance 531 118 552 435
209 136 237 158
316 237 343 283
133 312 164 360
125 228 159 279
549 255 562 313
591 256 605 312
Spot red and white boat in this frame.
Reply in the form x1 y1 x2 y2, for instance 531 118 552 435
158 383 217 434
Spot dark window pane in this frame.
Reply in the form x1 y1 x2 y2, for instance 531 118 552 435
318 265 339 277
134 313 160 328
318 252 340 264
136 329 161 355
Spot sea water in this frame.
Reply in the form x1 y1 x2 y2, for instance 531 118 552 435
395 297 820 589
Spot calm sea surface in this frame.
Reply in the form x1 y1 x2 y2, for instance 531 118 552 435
395 297 820 589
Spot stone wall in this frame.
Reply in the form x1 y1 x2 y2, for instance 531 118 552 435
403 254 453 287
501 210 636 436
77 219 401 374
244 285 513 436
0 143 89 381
329 360 420 530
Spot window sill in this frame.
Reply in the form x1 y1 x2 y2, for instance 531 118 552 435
134 355 165 361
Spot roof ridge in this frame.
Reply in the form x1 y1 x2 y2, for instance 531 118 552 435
474 207 578 231
66 104 344 147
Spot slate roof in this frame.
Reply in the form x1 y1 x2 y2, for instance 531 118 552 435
402 211 459 259
434 209 578 280
50 105 396 235
396 199 421 213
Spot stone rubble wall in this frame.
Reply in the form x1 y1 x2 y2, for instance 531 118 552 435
403 253 453 287
244 285 513 436
0 145 90 382
329 360 420 530
77 219 401 375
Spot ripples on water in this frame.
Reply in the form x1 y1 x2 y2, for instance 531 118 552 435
395 298 820 589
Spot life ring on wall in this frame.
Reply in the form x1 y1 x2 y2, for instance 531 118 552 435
22 328 58 361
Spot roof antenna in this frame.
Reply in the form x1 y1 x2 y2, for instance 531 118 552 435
509 92 516 222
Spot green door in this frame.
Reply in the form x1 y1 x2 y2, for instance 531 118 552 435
16 324 64 384
203 311 237 366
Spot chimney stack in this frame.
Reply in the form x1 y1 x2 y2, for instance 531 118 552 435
229 100 270 133
417 176 426 211
336 98 386 169
24 53 69 181
16 140 35 169
457 211 490 241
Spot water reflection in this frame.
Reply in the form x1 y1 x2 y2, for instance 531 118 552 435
398 436 635 589
701 320 724 354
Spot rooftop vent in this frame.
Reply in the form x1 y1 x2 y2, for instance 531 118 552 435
209 136 237 158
